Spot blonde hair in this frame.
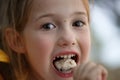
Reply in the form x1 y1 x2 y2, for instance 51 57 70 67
0 0 90 80
83 0 90 21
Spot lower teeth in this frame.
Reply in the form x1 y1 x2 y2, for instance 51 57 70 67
54 58 77 73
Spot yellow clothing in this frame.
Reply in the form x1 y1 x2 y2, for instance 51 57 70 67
0 49 9 63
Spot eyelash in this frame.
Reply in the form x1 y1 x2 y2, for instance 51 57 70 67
41 23 56 31
72 20 85 28
40 20 86 31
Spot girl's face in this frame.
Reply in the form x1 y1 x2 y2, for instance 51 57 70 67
22 0 90 80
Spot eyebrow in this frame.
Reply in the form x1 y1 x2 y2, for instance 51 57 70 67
35 13 55 22
73 12 87 16
35 11 87 21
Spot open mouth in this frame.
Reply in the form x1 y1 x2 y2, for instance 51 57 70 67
53 53 78 74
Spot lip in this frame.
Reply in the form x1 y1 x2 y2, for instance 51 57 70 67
54 68 73 78
51 51 80 78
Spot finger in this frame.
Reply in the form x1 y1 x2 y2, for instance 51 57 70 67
74 62 96 80
73 62 88 80
81 62 97 78
97 65 108 80
87 64 108 80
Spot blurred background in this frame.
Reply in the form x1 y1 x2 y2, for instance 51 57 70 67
89 0 120 80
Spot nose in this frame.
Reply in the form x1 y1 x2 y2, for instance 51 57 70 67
57 29 76 47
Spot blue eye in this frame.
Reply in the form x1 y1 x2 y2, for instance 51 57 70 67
41 23 56 30
72 20 85 27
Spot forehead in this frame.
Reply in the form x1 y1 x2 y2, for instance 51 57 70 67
29 0 87 21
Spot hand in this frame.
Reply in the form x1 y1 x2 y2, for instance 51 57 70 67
73 62 108 80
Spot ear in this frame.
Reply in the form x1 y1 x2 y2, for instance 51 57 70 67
5 28 25 54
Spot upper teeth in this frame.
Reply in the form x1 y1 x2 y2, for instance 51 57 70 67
56 54 75 59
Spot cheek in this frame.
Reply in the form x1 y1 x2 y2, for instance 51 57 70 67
24 35 54 62
23 33 55 74
78 32 91 63
24 35 56 78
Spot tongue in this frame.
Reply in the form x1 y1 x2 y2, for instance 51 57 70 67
54 58 77 73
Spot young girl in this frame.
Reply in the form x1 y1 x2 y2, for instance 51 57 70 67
0 0 108 80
